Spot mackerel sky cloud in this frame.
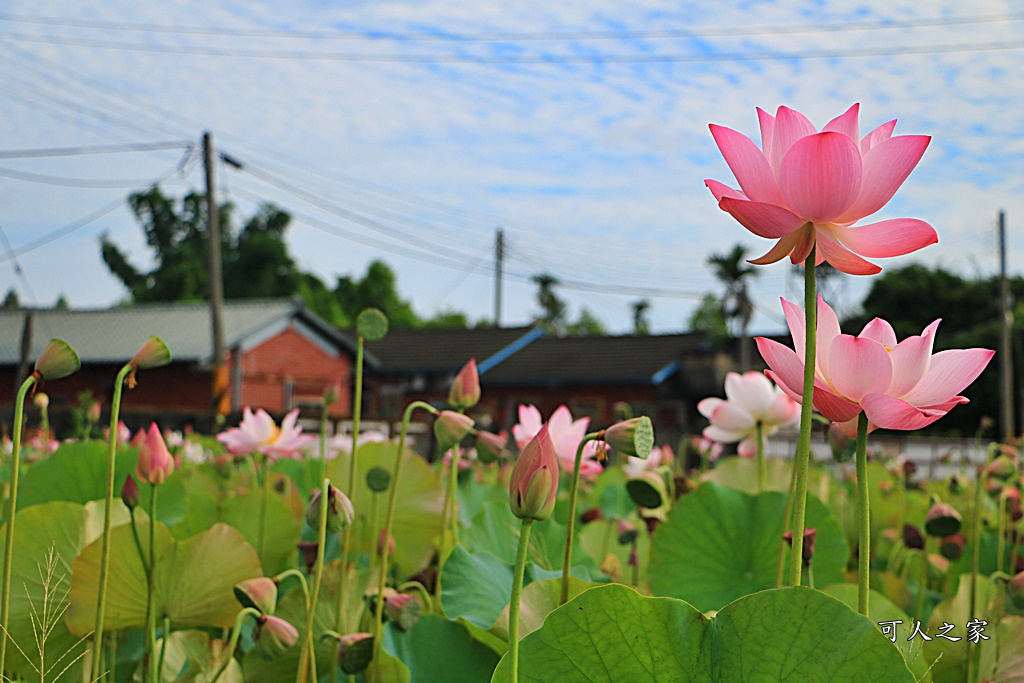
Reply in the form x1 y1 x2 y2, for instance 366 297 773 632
0 0 1021 333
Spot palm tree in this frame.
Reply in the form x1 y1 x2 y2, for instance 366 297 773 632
707 244 759 369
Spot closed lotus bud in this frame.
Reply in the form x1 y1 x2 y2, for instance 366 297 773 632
1003 486 1022 512
33 392 49 409
783 528 817 567
306 485 355 533
448 359 481 410
434 411 475 452
617 519 638 545
1010 571 1024 611
121 474 141 510
33 339 80 382
603 417 654 458
87 401 101 423
924 502 962 538
988 454 1018 481
475 431 508 464
253 615 298 660
508 424 559 521
233 577 278 614
136 423 174 485
296 541 318 573
323 377 342 405
939 533 966 561
580 508 603 525
377 528 396 557
338 633 375 675
385 593 422 631
903 524 925 550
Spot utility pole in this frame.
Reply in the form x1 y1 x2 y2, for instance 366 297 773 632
494 227 504 327
999 209 1014 440
204 132 228 415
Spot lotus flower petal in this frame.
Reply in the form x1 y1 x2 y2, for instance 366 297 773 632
816 232 882 275
832 219 938 259
709 124 785 205
823 103 860 143
779 132 863 223
836 135 930 223
768 106 817 175
828 335 893 402
901 349 995 406
860 394 948 431
858 318 898 348
861 119 897 155
718 198 806 238
886 320 940 396
705 179 747 202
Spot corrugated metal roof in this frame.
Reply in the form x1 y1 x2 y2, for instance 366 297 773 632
0 299 340 364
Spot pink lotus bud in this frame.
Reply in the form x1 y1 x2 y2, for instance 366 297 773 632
323 377 343 405
448 359 481 410
121 474 141 510
783 528 817 567
902 524 925 550
603 417 654 458
337 633 374 675
136 423 174 485
1010 571 1024 611
296 541 318 573
580 508 603 525
924 502 962 538
385 593 422 631
988 454 1018 481
377 528 396 557
33 392 49 409
87 401 101 423
509 423 559 521
617 519 638 545
233 577 278 615
33 339 80 382
433 411 475 452
1003 486 1022 513
475 431 508 464
306 485 355 533
939 533 966 561
253 615 298 660
126 336 171 388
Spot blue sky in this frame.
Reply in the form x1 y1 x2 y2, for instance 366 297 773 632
0 0 1022 334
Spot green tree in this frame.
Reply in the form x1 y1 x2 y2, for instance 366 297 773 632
566 307 607 337
334 260 421 328
531 273 567 335
2 289 18 309
688 293 729 341
707 244 759 369
845 264 1019 436
632 299 651 335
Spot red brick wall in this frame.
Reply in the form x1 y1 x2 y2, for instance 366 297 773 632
234 325 351 417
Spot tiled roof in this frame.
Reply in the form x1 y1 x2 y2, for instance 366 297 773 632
0 299 358 365
364 326 541 373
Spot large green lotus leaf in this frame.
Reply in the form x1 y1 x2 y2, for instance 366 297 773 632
67 520 262 634
326 441 443 577
16 441 188 524
441 546 513 629
383 615 500 683
0 502 93 682
648 483 848 611
923 575 996 682
463 500 594 573
701 456 834 499
492 584 914 682
577 517 649 585
155 629 242 682
456 476 508 529
491 577 599 641
978 616 1024 683
823 584 932 682
590 467 634 520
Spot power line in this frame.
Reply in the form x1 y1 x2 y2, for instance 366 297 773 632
0 165 187 188
0 140 191 159
3 31 1024 63
0 11 1021 41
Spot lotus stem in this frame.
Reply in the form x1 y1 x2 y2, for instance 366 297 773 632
258 456 270 564
90 362 132 680
509 518 534 683
966 446 993 683
997 489 1008 574
776 458 798 589
855 411 870 615
438 446 459 576
0 374 38 676
560 432 601 605
297 478 331 683
211 607 261 683
368 491 381 581
275 569 311 612
756 421 765 494
371 401 434 664
157 615 170 682
397 581 433 614
789 242 817 588
146 484 159 683
914 540 929 625
332 337 365 683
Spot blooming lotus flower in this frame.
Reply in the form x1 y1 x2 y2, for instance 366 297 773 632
756 296 994 437
327 430 388 458
623 444 673 479
706 104 937 275
697 371 799 456
512 404 602 478
216 407 316 461
136 423 174 485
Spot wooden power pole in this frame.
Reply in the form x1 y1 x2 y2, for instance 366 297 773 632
494 227 504 327
204 132 228 415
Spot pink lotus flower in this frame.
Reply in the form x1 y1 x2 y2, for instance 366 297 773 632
756 296 994 437
216 407 316 461
136 423 174 485
509 423 559 521
697 371 799 456
512 404 602 478
706 104 937 275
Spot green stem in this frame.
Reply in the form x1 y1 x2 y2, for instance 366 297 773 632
371 401 435 663
437 444 461 585
914 542 928 625
297 479 331 683
806 562 815 590
258 456 270 564
997 490 1007 574
789 242 817 588
368 492 380 582
967 449 991 683
560 433 601 605
509 518 534 683
146 485 159 683
776 458 798 589
397 581 433 614
756 421 765 494
87 364 131 680
275 569 311 612
158 616 170 682
333 337 365 683
129 508 148 572
855 411 870 616
320 401 330 482
0 374 36 677
211 607 261 683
